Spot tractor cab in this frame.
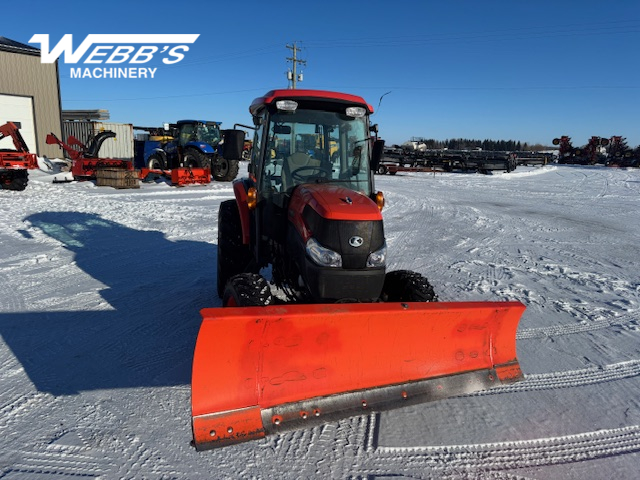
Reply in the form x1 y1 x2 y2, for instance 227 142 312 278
242 90 386 301
176 120 222 148
159 120 223 169
248 90 384 207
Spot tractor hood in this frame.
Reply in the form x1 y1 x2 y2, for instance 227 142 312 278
289 184 382 223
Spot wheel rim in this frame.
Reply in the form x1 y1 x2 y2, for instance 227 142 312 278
148 157 162 169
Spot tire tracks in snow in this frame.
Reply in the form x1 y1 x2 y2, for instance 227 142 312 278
269 413 640 479
359 414 640 478
473 358 640 396
0 394 189 480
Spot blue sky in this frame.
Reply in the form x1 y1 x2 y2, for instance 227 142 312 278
7 0 640 147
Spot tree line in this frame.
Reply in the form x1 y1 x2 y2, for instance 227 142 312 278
408 138 550 151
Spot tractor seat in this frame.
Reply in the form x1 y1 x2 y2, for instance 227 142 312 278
281 152 322 192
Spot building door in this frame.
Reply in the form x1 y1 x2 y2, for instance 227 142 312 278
0 94 36 153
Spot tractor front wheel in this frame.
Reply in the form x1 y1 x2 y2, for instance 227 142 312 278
223 273 273 307
380 270 438 302
147 153 165 170
183 148 211 170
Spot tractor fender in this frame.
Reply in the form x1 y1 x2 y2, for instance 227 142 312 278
232 179 254 245
185 141 217 154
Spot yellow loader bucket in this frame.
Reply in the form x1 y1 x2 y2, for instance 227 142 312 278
191 301 525 450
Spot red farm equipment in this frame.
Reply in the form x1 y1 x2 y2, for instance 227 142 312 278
554 136 609 165
606 136 640 167
46 131 133 179
0 121 38 191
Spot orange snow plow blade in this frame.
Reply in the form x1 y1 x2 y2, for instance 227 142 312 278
191 301 525 450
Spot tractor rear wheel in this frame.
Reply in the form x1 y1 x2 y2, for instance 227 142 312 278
217 200 253 298
223 273 273 307
212 158 239 182
381 270 438 302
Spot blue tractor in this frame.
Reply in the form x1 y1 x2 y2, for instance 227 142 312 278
139 120 242 182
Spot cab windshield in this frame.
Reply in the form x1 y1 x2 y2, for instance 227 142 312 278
259 108 371 196
178 122 221 146
196 123 221 144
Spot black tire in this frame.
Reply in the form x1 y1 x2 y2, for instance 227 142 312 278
217 200 253 298
1 170 28 191
183 147 211 170
377 164 388 175
380 270 438 302
223 273 273 307
212 157 240 182
146 153 165 170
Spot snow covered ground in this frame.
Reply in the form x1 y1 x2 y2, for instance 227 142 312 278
1 162 639 479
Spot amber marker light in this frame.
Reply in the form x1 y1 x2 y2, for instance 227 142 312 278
247 187 257 210
375 191 385 211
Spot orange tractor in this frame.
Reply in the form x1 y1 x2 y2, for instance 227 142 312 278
0 121 38 190
191 90 526 450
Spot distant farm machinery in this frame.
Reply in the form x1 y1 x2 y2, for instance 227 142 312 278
553 136 639 167
376 147 531 175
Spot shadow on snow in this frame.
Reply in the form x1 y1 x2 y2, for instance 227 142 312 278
0 211 219 395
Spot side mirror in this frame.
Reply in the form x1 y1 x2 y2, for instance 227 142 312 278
371 139 385 171
222 129 245 160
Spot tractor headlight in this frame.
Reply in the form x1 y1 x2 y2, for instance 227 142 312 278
306 237 342 267
366 242 387 268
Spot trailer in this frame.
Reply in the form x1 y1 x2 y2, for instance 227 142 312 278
377 148 517 175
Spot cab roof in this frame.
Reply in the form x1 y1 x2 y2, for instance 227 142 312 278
250 89 374 116
176 120 221 125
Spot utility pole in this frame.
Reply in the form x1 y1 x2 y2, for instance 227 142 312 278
286 42 306 89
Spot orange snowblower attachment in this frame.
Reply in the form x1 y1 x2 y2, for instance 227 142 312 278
191 301 525 450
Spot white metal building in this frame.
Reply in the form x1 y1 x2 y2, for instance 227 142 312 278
0 36 62 157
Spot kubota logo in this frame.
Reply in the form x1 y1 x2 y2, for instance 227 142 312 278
28 34 200 79
349 236 364 248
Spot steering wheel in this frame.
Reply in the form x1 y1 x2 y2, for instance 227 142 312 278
290 165 330 183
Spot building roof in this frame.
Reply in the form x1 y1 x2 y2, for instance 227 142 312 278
0 36 40 56
62 110 111 121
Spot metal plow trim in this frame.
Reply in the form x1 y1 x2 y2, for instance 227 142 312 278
191 301 525 450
